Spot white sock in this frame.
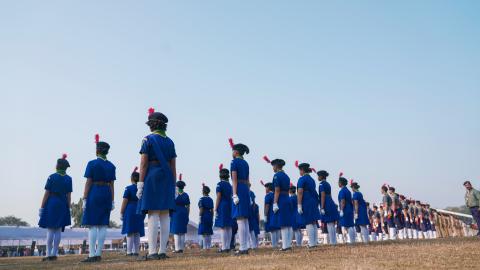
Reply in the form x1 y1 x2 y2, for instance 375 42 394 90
174 235 180 251
127 235 134 254
360 226 369 243
221 228 229 250
88 226 98 257
226 227 233 250
249 231 258 249
327 223 337 245
237 219 249 251
46 229 54 257
158 213 170 254
95 226 107 257
52 228 61 256
205 235 212 249
134 234 140 254
306 224 317 247
389 228 396 240
271 230 279 248
147 214 159 255
293 230 302 246
346 227 356 244
281 227 291 249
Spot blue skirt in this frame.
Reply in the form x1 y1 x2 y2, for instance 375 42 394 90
198 212 213 235
339 206 354 227
214 200 233 228
82 185 112 226
122 202 145 236
170 206 189 234
39 195 71 229
271 194 292 228
300 195 321 225
232 182 250 219
137 165 175 214
355 206 370 226
321 196 339 223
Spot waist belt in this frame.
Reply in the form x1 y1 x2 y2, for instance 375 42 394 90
93 181 110 186
238 179 249 184
149 160 161 166
50 192 64 197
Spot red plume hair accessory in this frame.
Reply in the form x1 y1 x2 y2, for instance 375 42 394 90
260 180 265 186
290 182 293 188
62 153 67 159
219 163 224 171
228 138 234 149
94 134 100 144
133 166 138 173
179 173 183 181
263 155 271 163
311 168 317 173
349 179 354 186
294 160 299 168
148 107 155 116
339 172 344 178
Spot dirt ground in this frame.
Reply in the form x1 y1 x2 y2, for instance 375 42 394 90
1 237 479 270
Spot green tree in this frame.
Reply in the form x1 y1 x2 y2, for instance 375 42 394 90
0 215 29 226
70 198 84 227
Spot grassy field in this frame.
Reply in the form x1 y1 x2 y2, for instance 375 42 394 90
1 237 479 270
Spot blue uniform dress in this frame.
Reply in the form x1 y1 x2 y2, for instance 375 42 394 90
121 184 146 236
198 196 214 235
39 173 72 230
352 191 369 226
138 133 177 214
214 180 233 228
82 158 116 226
271 171 292 228
248 191 259 234
264 192 280 232
318 181 339 223
230 158 250 218
338 186 354 227
170 192 190 234
297 174 321 225
289 195 305 230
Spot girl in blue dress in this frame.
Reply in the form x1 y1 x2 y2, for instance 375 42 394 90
38 154 72 262
229 140 251 255
82 134 116 263
198 184 214 250
248 189 260 249
136 108 177 260
351 181 369 243
316 170 339 245
263 182 280 248
337 176 356 244
289 185 304 247
267 158 293 251
296 162 321 248
214 165 233 253
171 178 190 253
120 167 145 256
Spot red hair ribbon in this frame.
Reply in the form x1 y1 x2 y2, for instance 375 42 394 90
260 180 265 186
219 163 223 171
290 182 293 188
263 155 271 163
311 168 316 173
339 172 344 177
294 160 299 168
349 179 354 186
94 134 100 144
133 166 138 173
228 138 234 149
148 107 155 116
179 173 183 181
62 153 67 159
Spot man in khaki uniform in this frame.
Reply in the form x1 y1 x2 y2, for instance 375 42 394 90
463 181 480 236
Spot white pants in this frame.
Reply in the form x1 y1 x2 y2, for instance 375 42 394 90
237 218 250 251
46 228 61 257
126 233 141 254
201 235 212 249
88 226 107 257
343 227 356 244
389 227 396 240
249 231 258 249
306 224 318 247
220 227 232 251
271 230 280 248
174 234 185 251
147 212 170 255
326 223 337 245
281 227 292 249
360 225 369 243
413 229 418 239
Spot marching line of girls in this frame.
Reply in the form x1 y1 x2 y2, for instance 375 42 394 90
38 107 437 263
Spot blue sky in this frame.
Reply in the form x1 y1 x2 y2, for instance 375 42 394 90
0 1 479 226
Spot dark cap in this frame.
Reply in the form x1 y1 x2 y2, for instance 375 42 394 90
147 112 168 125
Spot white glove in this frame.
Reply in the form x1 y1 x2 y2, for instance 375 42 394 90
354 213 359 220
233 194 239 205
273 203 279 213
250 196 253 206
340 210 344 217
111 201 115 211
39 208 44 218
383 211 387 218
297 205 303 215
136 182 144 199
82 198 87 211
320 208 325 215
264 215 268 222
215 211 219 219
406 217 410 223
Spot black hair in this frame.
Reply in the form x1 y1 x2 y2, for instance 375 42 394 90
289 186 297 193
233 143 250 155
219 168 230 180
339 177 348 187
96 142 110 156
176 180 186 189
148 121 167 132
56 159 70 171
317 170 329 178
381 186 388 192
298 163 312 173
463 181 471 186
131 172 140 183
271 159 286 168
202 185 210 195
388 186 396 192
147 112 168 131
351 182 360 190
264 182 274 191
